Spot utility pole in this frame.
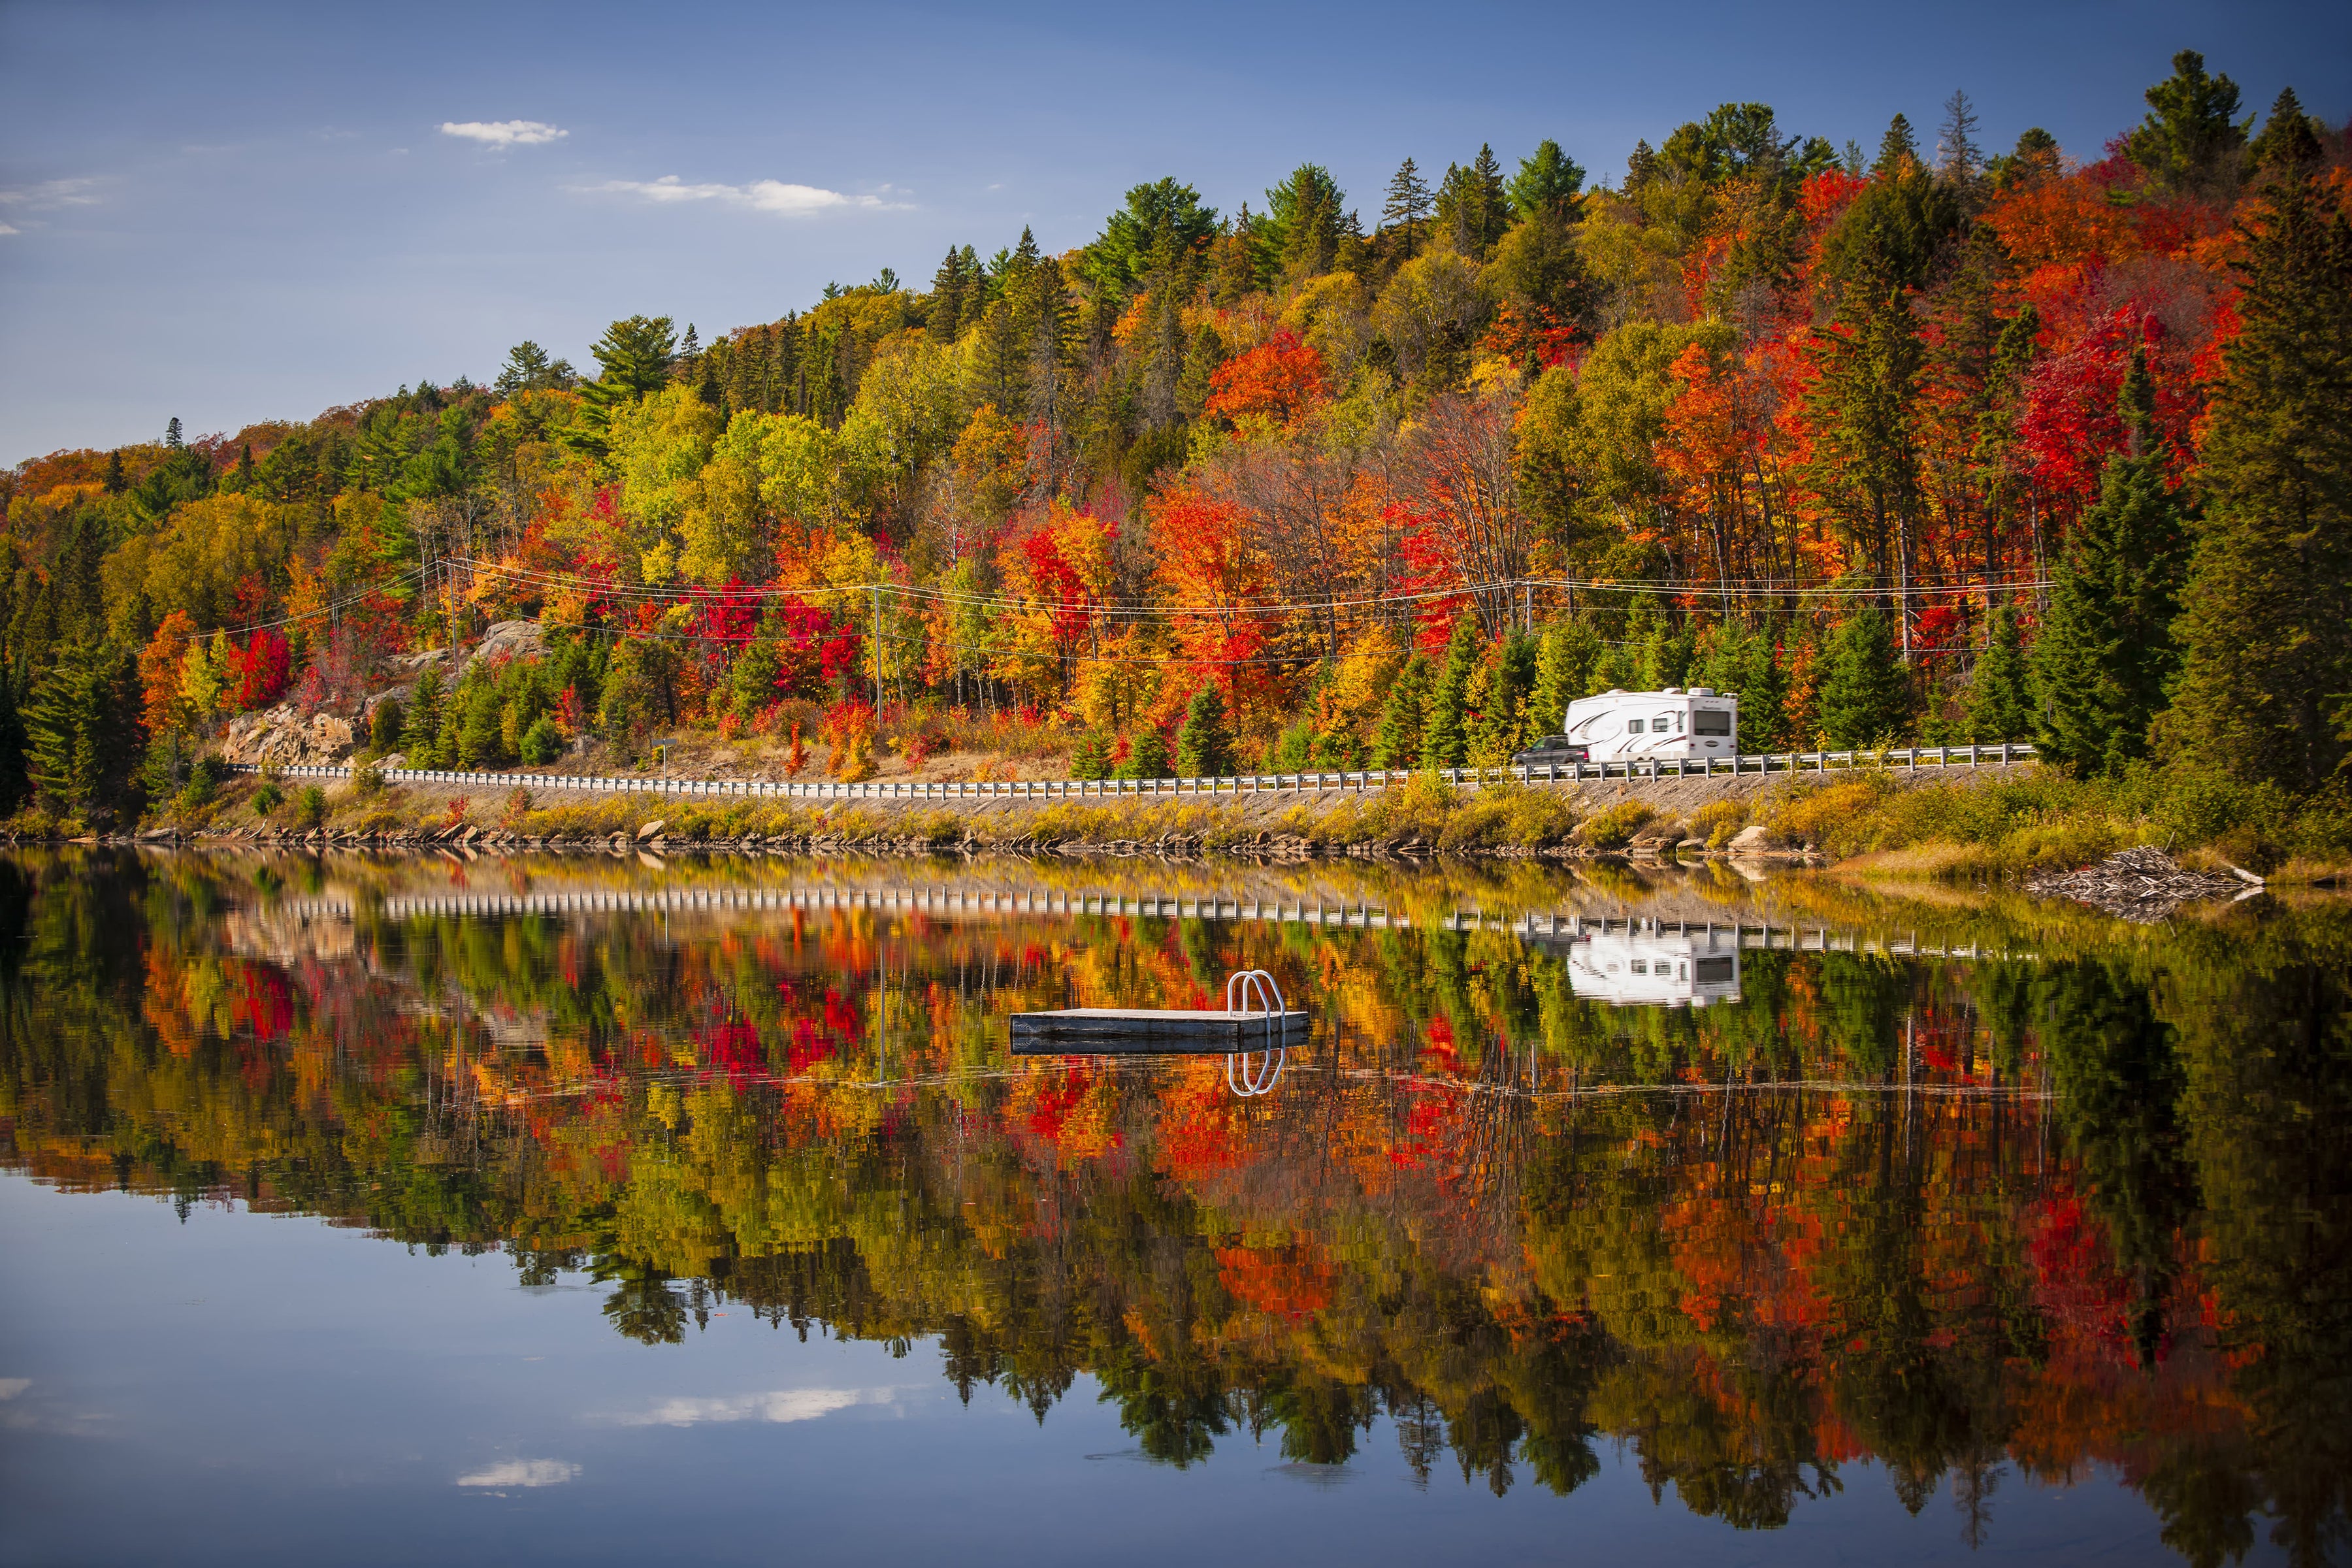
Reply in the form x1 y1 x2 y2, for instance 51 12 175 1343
871 585 882 712
1897 515 1913 665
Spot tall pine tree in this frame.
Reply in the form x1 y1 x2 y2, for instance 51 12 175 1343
1967 601 2034 743
1737 629 1791 753
1470 630 1539 762
24 641 136 821
1420 615 1480 769
1175 683 1233 777
1370 653 1432 767
1816 608 1912 747
1531 615 1602 731
2028 348 2191 776
2163 134 2352 792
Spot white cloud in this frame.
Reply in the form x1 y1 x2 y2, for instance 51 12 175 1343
0 225 18 237
585 175 898 216
457 1459 578 1488
0 1379 29 1399
440 120 568 148
609 1387 880 1427
0 178 99 211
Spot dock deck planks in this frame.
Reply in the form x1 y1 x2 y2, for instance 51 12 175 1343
1010 1008 1311 1054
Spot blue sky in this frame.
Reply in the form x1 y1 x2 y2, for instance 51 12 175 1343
3 0 2344 465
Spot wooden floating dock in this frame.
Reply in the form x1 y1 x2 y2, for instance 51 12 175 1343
1011 1008 1311 1054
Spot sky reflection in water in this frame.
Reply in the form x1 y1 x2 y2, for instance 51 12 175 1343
2 849 2345 1567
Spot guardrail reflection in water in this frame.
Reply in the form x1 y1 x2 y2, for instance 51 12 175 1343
270 884 2025 1018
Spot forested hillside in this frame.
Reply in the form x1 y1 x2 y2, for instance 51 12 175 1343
4 53 2347 832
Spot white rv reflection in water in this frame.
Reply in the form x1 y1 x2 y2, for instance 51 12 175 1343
1565 928 1742 1008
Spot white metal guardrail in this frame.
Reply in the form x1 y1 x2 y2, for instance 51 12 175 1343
228 742 2035 803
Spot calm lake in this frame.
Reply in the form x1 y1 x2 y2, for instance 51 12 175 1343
3 850 2345 1567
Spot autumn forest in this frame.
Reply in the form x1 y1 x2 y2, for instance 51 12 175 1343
2 52 2349 834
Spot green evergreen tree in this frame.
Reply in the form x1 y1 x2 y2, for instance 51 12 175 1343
1737 628 1791 753
24 642 135 819
2245 88 2325 182
1420 615 1480 769
1693 619 1741 694
520 715 563 765
1115 727 1171 781
566 316 678 455
1369 652 1432 767
926 248 968 343
0 678 28 814
2028 348 2191 776
454 669 506 768
2126 50 2249 195
1070 730 1112 779
1617 596 1664 687
1637 607 1695 691
1531 615 1602 731
2163 148 2352 792
1175 684 1233 777
495 340 576 395
1379 157 1433 257
401 668 444 763
1471 630 1539 761
1966 602 2034 743
1506 139 1585 221
1435 146 1509 258
1816 608 1913 747
729 639 782 721
1694 619 1784 751
1874 113 1919 175
368 697 404 756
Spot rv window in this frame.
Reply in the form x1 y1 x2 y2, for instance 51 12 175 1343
1652 716 1671 732
1694 957 1734 985
1693 710 1731 735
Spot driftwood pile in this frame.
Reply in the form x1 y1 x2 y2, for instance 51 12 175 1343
2027 845 2253 923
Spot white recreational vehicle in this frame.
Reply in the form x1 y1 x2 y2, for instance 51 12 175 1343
1555 687 1739 765
1563 927 1742 1009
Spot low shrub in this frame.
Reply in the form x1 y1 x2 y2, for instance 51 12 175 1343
1436 784 1579 852
1576 800 1655 849
1761 776 1895 850
520 715 564 766
294 785 328 830
1691 798 1746 845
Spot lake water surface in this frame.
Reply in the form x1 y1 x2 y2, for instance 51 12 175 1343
3 850 2346 1567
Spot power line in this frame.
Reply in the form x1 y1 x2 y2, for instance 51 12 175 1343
446 555 2049 621
177 565 428 642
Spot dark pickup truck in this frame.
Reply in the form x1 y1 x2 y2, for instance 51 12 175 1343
1511 736 1591 766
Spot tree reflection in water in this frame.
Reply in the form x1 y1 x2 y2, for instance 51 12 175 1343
1 850 2346 1565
